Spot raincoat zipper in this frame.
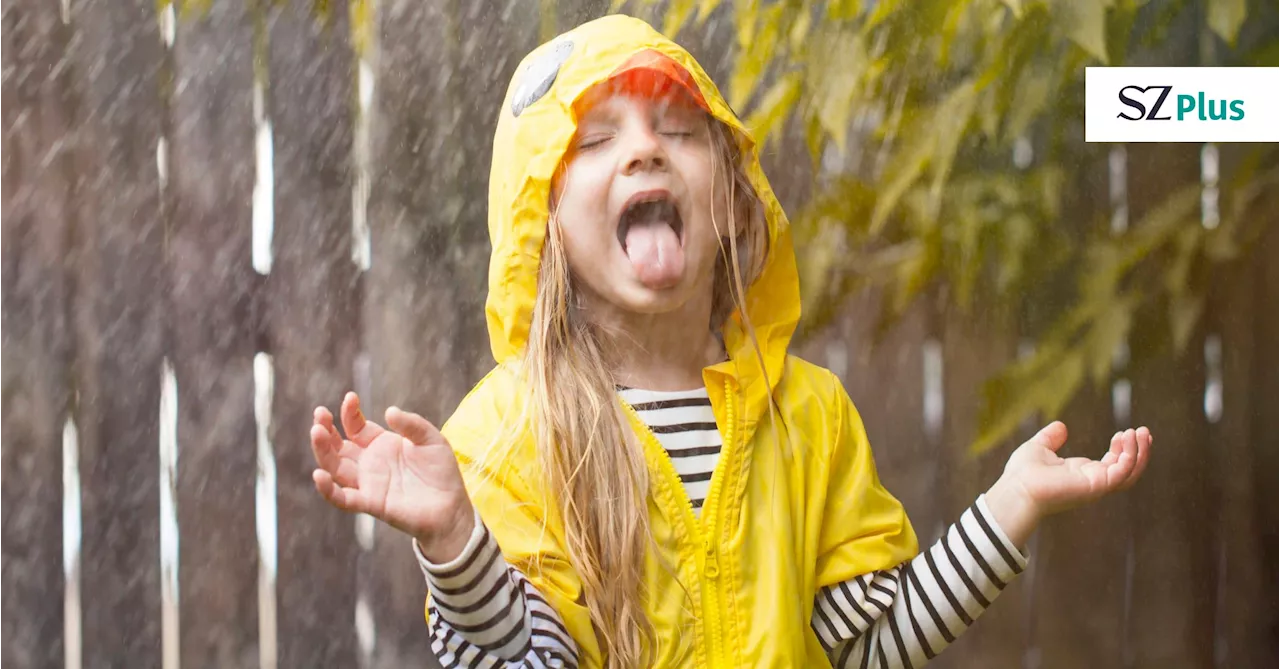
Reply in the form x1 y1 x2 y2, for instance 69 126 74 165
618 396 708 662
618 377 737 667
697 377 737 667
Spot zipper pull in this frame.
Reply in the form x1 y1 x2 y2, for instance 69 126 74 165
703 538 719 579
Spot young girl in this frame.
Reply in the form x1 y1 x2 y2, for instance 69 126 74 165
309 15 1153 669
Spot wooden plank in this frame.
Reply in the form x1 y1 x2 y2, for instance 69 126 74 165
0 0 74 664
1027 159 1130 669
1125 143 1215 668
265 1 361 665
361 1 537 665
935 305 1027 669
1208 219 1276 669
167 2 260 666
63 0 167 664
1029 386 1129 669
1244 221 1278 668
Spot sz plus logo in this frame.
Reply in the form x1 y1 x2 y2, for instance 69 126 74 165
1085 67 1278 142
1116 85 1245 122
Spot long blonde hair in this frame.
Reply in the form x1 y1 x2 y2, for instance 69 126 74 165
521 119 770 667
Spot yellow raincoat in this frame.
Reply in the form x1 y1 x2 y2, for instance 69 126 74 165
436 14 918 668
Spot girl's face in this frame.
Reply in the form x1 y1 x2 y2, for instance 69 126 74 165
551 76 728 317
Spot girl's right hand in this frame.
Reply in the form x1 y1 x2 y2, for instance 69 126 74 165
310 392 475 563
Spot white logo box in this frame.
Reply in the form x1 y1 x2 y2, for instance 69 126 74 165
1085 67 1279 142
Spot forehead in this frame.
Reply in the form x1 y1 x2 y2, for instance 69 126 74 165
574 72 706 121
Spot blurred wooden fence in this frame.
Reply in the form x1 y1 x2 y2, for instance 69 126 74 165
3 1 1275 668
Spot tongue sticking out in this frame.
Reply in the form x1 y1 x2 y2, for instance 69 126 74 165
624 218 684 289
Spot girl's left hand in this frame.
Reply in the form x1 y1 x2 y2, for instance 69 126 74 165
985 422 1153 548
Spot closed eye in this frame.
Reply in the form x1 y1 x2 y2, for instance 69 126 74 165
576 135 611 150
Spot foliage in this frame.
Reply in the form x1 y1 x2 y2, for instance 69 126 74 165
640 0 1278 453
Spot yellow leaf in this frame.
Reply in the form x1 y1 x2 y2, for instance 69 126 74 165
696 0 724 23
350 0 375 58
826 0 862 22
813 31 866 151
663 0 697 37
745 72 803 147
734 0 759 48
728 2 782 110
789 6 812 52
1207 0 1247 45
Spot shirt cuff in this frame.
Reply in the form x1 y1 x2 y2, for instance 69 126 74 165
412 507 488 581
974 493 1030 570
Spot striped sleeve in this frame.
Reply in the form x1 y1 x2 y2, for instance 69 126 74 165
813 494 1028 669
414 510 579 668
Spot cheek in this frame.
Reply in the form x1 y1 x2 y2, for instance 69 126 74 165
552 167 615 271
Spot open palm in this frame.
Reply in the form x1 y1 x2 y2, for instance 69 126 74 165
1003 422 1153 517
310 393 473 553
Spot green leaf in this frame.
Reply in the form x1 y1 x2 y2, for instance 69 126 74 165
745 71 803 147
926 81 980 217
1054 0 1112 63
972 347 1086 456
1084 296 1134 386
1169 292 1205 354
1207 0 1247 45
1004 64 1052 141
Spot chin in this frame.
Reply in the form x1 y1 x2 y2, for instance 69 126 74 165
613 277 696 315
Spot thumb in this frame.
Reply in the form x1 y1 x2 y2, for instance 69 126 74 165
1030 421 1069 453
386 406 444 446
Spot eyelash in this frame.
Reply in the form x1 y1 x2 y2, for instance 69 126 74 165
578 129 694 150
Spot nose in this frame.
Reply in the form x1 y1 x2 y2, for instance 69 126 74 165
620 124 667 176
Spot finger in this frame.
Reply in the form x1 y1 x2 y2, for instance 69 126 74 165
1031 421 1069 453
311 424 362 488
1119 427 1154 490
386 406 444 447
310 423 338 460
1109 429 1139 489
341 392 385 447
313 469 370 515
315 407 343 445
1100 431 1122 466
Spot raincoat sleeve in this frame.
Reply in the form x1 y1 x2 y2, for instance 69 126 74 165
811 374 1029 668
814 374 920 588
428 365 601 667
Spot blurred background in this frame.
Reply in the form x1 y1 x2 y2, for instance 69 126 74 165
2 0 1276 667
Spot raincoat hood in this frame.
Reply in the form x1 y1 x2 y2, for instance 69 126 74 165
485 14 801 425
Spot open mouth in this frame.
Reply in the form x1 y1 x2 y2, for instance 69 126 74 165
616 191 686 289
617 193 684 249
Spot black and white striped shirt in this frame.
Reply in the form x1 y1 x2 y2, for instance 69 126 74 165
618 386 722 513
417 387 1028 668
